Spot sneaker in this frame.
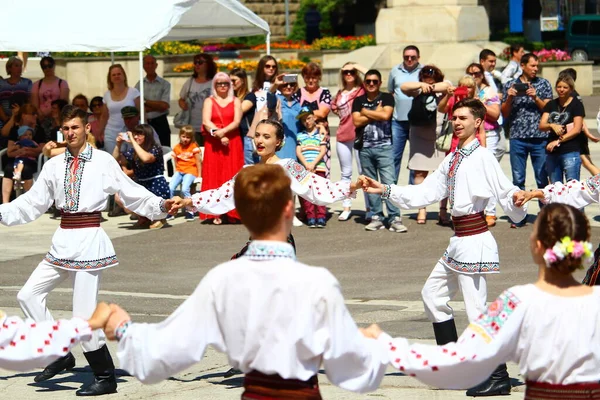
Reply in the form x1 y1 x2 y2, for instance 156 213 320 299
316 218 326 228
293 216 304 227
307 218 317 228
185 212 196 222
389 217 408 233
166 214 175 221
486 215 497 227
338 210 351 221
365 216 385 231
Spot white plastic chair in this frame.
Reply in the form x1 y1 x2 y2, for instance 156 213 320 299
163 146 203 192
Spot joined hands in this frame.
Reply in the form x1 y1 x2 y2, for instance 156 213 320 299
88 302 131 341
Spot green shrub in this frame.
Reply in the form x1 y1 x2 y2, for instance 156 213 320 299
289 0 352 41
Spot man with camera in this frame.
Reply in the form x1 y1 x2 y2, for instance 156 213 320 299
501 53 552 228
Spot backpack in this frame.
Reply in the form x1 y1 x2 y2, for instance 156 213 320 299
408 93 437 126
38 78 63 91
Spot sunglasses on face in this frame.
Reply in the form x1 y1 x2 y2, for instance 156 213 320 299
216 82 230 87
365 79 379 85
264 64 277 70
469 71 483 77
41 64 54 70
194 60 205 66
403 55 418 61
342 70 356 76
283 83 297 89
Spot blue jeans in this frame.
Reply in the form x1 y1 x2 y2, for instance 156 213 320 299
546 151 581 184
244 136 258 165
509 138 548 190
359 144 400 220
391 120 415 184
169 172 197 198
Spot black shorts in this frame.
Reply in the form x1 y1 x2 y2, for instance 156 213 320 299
581 135 590 156
3 160 36 180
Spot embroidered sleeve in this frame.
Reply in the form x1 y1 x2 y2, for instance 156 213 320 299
282 159 354 205
188 176 237 215
542 176 600 208
384 289 523 390
0 311 92 371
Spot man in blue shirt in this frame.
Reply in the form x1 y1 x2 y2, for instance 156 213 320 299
501 53 552 228
387 45 422 183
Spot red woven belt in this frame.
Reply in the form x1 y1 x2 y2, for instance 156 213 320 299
60 212 102 229
525 380 600 400
452 212 488 237
242 370 321 400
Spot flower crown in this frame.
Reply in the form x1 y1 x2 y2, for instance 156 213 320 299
543 236 593 267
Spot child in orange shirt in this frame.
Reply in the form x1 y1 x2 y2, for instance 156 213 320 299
169 125 203 221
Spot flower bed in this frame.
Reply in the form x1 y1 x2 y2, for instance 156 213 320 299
173 59 308 73
250 35 374 52
533 49 571 62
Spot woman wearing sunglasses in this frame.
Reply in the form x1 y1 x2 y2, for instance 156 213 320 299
31 56 69 121
401 65 449 224
331 62 371 221
178 53 217 147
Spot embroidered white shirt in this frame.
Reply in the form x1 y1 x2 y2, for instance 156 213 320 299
117 240 390 392
382 284 600 388
0 310 91 371
384 140 526 274
0 145 167 270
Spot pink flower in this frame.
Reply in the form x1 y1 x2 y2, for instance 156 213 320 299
544 249 558 264
572 242 585 258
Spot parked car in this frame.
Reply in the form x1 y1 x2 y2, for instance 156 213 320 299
567 14 600 61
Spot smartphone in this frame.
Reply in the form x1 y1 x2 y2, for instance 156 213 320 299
514 82 529 96
119 132 130 142
283 74 298 83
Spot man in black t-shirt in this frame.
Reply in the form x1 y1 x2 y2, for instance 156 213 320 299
352 69 407 233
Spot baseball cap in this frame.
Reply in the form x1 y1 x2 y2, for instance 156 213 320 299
121 106 139 118
17 125 33 137
296 105 314 120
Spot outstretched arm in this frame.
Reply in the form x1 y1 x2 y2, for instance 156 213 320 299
0 310 92 371
0 166 55 226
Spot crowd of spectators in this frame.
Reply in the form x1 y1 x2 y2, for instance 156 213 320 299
1 47 600 232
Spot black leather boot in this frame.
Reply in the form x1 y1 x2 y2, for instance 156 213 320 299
224 367 242 378
76 345 117 396
465 363 511 396
34 352 76 382
432 319 458 345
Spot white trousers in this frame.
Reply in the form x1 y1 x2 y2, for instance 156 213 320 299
17 261 105 352
484 128 506 216
336 140 370 208
421 261 488 323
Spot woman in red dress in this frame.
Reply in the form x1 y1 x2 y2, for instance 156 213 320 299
201 72 243 224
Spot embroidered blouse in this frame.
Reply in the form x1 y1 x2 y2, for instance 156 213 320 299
382 284 600 388
540 174 600 208
0 145 168 271
188 158 353 215
0 310 91 371
116 240 390 392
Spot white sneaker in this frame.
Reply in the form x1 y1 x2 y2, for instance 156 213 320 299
365 216 385 231
389 217 408 233
293 216 304 227
338 210 351 221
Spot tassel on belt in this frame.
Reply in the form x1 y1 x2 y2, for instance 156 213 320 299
525 380 600 399
60 212 102 229
452 212 488 237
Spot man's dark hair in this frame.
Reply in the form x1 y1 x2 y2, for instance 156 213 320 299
452 98 486 121
559 67 577 81
510 43 524 56
51 99 69 112
479 49 496 61
403 45 420 57
61 105 88 125
365 69 382 82
520 53 538 65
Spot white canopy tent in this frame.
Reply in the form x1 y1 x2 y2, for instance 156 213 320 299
0 0 270 118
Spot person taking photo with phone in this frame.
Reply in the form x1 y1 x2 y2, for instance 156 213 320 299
501 53 552 228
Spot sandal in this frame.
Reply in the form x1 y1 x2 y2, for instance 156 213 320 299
212 217 222 225
417 208 427 224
